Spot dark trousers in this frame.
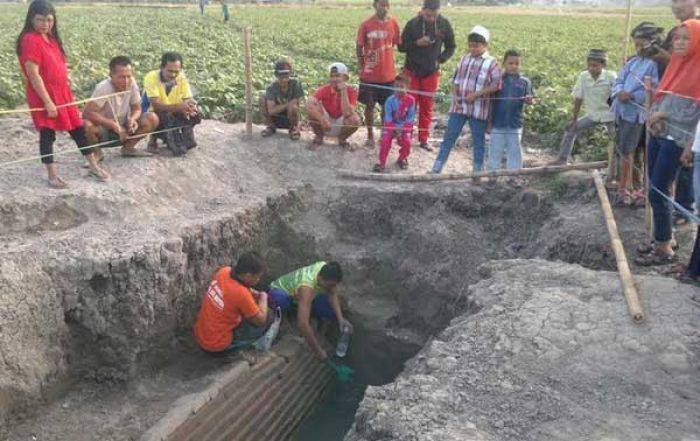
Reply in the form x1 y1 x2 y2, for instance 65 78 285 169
647 136 683 242
689 226 700 277
675 166 694 214
39 126 93 164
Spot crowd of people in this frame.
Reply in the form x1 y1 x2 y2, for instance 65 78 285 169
9 0 700 359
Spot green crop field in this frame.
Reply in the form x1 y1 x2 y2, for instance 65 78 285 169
0 3 675 150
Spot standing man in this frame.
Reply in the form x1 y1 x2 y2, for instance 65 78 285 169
268 261 351 361
260 59 303 140
306 63 361 151
83 56 159 158
398 0 455 151
356 0 401 148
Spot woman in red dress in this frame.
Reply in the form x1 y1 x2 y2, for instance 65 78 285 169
16 0 110 188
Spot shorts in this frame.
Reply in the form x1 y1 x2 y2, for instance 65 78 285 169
271 112 291 129
267 287 336 320
97 127 122 148
617 119 644 156
358 82 394 107
326 116 345 138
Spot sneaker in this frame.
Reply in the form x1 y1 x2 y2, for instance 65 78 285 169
372 164 386 173
397 158 409 170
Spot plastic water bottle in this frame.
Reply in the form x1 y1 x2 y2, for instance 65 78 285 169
335 323 352 358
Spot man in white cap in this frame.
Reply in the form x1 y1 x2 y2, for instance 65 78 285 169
306 62 361 150
432 25 502 174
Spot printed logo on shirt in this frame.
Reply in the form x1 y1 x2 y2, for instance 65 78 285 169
206 281 225 311
367 30 388 40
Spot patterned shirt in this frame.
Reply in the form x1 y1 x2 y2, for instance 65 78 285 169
572 69 617 123
449 53 501 120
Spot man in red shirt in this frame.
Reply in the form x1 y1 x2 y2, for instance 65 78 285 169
356 0 401 148
194 253 270 355
306 62 361 151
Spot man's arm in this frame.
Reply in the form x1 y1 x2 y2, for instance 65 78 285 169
83 100 122 134
438 19 456 64
149 97 188 114
339 86 355 118
328 292 346 328
398 21 415 53
266 98 288 115
247 291 269 327
296 287 328 360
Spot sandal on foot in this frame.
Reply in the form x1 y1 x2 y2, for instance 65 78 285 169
261 126 276 137
339 139 356 151
48 177 68 189
372 163 386 173
88 167 111 182
419 141 433 152
615 189 633 207
289 128 301 141
308 136 323 151
396 158 409 170
635 251 676 266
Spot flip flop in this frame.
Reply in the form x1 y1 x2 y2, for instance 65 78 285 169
88 168 111 182
48 177 68 189
634 251 676 266
289 129 301 141
339 140 356 151
261 126 276 137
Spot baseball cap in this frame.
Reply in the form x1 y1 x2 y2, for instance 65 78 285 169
587 49 608 62
274 60 292 76
631 22 664 39
469 25 490 43
329 62 349 76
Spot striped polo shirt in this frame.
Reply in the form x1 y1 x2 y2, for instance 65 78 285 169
450 53 501 120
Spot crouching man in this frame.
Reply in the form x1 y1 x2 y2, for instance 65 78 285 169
143 52 201 156
194 253 270 355
83 56 159 158
268 261 352 361
260 59 304 140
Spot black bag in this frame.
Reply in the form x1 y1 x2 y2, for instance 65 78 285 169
159 111 202 156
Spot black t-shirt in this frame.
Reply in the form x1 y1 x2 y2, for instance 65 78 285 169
265 79 304 105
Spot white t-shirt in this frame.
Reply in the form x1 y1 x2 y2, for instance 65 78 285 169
90 78 141 125
693 121 700 153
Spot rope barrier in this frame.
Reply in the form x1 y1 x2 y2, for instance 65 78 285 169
0 90 132 115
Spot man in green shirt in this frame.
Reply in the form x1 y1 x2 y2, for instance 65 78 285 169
268 261 351 361
260 59 304 140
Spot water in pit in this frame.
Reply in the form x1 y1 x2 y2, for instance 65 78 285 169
292 377 367 441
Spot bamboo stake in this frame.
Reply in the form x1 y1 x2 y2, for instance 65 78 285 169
339 161 607 183
644 75 654 240
243 26 253 139
592 169 645 324
620 0 634 66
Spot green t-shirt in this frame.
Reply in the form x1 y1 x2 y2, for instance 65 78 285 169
270 261 326 298
265 79 305 105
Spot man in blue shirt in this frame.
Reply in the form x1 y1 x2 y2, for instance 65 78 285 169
487 49 533 182
611 22 661 205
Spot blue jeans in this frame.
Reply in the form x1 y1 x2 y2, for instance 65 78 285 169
675 166 694 214
432 113 488 173
648 136 683 242
267 288 336 320
689 155 700 277
487 130 522 171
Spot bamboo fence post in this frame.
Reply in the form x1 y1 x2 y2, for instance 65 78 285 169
592 169 645 324
338 161 608 183
620 0 634 65
243 26 253 139
644 75 654 240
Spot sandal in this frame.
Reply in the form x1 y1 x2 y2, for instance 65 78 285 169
289 128 301 141
339 139 356 151
372 163 386 173
308 136 323 151
637 240 679 255
676 271 700 287
88 167 111 182
634 251 677 266
615 189 633 207
261 126 276 137
48 177 68 189
396 158 409 170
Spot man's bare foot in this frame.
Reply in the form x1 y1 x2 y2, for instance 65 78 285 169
120 147 152 157
88 166 111 182
308 136 323 151
48 176 68 189
339 139 356 151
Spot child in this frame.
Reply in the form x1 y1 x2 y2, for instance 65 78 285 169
432 25 501 174
611 22 661 205
373 74 416 172
487 49 533 183
16 0 109 188
553 49 617 166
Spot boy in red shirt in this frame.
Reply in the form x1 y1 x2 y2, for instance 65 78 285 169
194 253 270 355
306 63 361 151
356 0 401 148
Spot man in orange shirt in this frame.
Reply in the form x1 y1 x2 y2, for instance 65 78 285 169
356 0 401 148
194 253 270 355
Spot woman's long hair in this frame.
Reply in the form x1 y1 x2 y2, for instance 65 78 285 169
16 0 65 56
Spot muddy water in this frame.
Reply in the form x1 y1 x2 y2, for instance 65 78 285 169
292 378 367 441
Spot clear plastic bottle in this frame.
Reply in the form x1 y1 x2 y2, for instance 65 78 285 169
335 323 352 358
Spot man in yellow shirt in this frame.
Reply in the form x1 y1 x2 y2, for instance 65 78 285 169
143 52 200 155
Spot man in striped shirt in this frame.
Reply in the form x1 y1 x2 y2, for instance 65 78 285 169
432 26 501 173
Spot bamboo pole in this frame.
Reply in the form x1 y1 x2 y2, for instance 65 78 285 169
592 169 645 324
243 26 253 139
644 75 654 240
338 161 607 183
620 0 634 66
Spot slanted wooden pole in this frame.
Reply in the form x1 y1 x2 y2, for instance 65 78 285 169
339 161 607 183
243 26 253 139
592 169 645 324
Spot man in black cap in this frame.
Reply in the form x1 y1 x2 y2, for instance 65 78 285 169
398 0 455 151
260 59 304 140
